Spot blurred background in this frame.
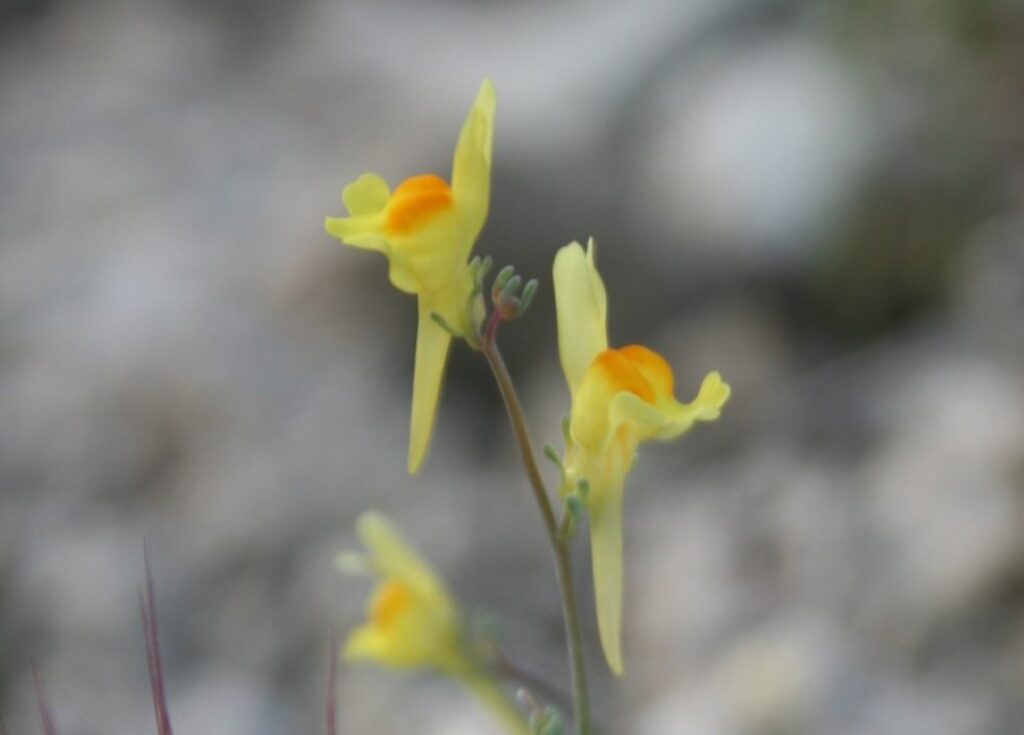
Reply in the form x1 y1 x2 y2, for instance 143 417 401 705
2 0 1023 733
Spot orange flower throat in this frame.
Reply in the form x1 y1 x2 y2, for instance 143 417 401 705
386 174 453 234
371 579 414 629
592 345 675 405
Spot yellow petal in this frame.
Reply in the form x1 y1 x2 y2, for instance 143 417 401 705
407 293 453 473
344 605 452 669
694 370 730 414
608 390 670 437
324 214 388 252
554 239 608 397
387 212 462 293
451 79 496 260
343 172 390 215
356 512 445 600
343 622 392 662
653 371 731 441
589 478 626 676
326 173 391 250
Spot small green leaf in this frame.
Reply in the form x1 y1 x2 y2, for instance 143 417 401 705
492 265 515 301
479 255 494 282
429 310 462 338
519 279 538 314
543 444 564 472
501 274 523 299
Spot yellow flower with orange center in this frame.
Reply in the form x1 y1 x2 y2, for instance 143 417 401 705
340 511 463 671
339 512 529 735
325 80 496 474
553 239 730 675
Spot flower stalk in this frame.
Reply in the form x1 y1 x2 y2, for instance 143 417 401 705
480 332 592 735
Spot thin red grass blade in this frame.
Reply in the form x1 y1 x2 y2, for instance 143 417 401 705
31 660 57 735
141 542 174 735
326 632 338 735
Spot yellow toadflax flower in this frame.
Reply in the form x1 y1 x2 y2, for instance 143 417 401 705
325 80 496 474
340 511 463 671
339 511 528 735
553 239 730 676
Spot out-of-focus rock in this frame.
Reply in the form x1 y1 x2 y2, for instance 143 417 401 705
956 209 1024 362
857 354 1024 651
633 37 876 272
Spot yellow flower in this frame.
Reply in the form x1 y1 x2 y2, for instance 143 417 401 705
325 80 496 474
553 239 730 675
340 511 464 671
339 511 529 735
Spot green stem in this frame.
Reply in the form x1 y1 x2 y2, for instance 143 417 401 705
481 339 592 735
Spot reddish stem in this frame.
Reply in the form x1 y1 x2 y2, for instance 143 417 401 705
141 543 174 735
31 661 57 735
484 306 503 345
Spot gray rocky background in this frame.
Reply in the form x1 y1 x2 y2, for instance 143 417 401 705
2 0 1023 733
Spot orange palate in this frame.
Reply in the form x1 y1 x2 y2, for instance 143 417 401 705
371 579 414 629
592 346 675 405
386 174 453 234
592 349 656 404
619 345 675 398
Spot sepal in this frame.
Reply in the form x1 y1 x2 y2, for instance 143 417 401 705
557 478 589 543
543 443 564 474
